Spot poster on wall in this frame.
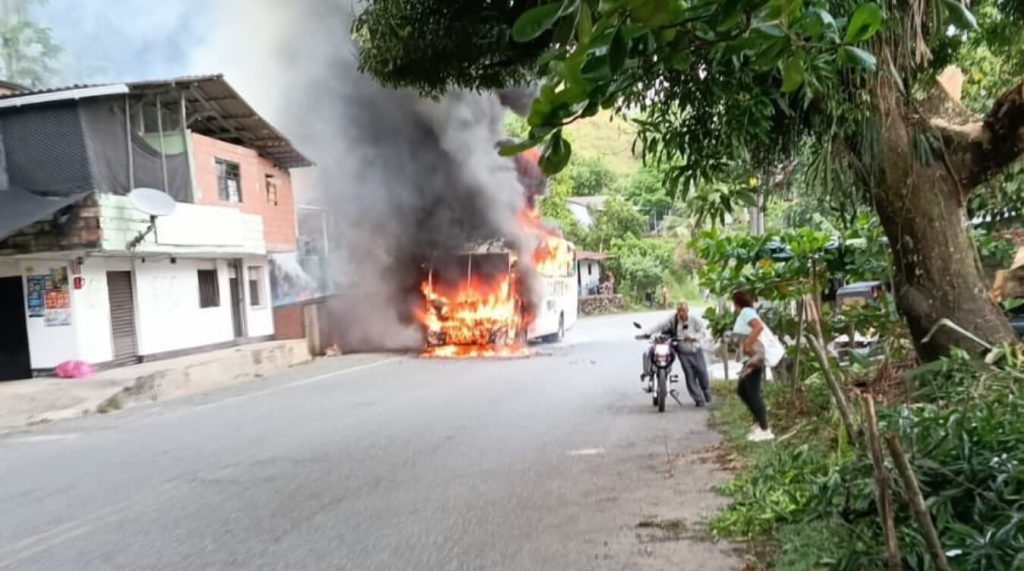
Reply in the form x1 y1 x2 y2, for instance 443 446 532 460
25 275 46 318
42 266 71 327
269 252 325 307
45 310 71 327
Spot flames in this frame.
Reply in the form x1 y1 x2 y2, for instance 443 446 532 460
417 271 527 358
416 147 575 359
521 208 574 278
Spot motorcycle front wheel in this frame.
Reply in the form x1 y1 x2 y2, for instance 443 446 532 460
656 369 668 413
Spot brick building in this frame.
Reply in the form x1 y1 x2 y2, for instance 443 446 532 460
0 75 313 379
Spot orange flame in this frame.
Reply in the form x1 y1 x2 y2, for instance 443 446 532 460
417 205 576 359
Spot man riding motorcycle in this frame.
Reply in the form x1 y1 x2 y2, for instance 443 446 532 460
636 302 712 407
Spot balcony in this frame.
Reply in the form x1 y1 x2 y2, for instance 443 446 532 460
98 194 266 256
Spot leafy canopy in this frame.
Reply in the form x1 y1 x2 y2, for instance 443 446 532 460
356 0 1024 207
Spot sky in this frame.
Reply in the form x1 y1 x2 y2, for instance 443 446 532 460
36 0 208 84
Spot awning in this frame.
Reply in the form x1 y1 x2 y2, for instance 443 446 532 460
0 188 89 242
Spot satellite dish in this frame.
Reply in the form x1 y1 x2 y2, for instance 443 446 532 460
128 187 177 217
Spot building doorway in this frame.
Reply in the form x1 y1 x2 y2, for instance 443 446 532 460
228 261 246 339
0 277 31 380
106 271 139 365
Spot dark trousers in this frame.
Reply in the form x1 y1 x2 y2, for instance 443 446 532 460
678 350 710 405
737 365 769 430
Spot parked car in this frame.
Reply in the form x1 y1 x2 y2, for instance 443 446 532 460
831 281 889 365
836 280 888 308
1007 302 1024 339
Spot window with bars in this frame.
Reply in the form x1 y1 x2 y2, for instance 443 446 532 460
216 159 241 203
247 266 264 307
197 269 220 308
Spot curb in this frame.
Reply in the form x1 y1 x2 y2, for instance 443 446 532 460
9 341 312 432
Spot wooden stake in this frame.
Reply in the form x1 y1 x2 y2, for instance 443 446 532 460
804 333 859 444
885 435 951 571
863 396 902 570
793 297 806 389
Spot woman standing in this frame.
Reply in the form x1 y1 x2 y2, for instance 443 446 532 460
732 291 774 442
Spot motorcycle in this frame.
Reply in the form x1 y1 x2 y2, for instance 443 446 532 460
634 322 681 413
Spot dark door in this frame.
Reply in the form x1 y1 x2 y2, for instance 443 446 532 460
106 271 139 365
228 262 245 339
0 277 31 380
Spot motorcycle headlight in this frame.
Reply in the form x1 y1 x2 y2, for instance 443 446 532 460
654 345 671 357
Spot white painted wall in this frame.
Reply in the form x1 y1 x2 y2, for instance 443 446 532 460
9 253 279 370
19 260 79 369
133 257 235 355
73 257 131 365
98 194 266 256
568 203 593 229
578 260 602 295
0 259 20 277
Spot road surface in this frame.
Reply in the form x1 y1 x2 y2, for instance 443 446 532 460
0 313 740 570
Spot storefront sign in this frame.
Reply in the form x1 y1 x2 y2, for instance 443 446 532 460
43 267 71 327
25 275 46 318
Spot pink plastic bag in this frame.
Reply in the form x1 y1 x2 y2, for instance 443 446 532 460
55 360 95 379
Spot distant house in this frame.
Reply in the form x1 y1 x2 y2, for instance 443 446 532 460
566 196 610 229
0 75 313 379
576 250 609 296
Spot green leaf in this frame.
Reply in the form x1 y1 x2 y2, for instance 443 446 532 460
608 26 628 73
512 3 563 42
844 3 883 44
839 45 877 71
539 130 573 175
578 2 594 44
781 56 805 93
804 7 837 37
942 0 977 30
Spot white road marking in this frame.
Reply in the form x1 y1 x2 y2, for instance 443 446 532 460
169 356 404 416
567 448 605 456
5 434 80 444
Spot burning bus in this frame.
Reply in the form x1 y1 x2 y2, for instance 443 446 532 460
416 210 578 358
412 145 577 358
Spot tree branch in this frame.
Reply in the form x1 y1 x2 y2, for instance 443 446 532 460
921 77 1024 190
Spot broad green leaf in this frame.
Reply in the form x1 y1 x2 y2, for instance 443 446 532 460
540 130 573 175
578 2 594 44
781 56 805 93
754 23 786 38
804 7 837 37
608 26 628 73
839 45 877 71
512 3 563 42
844 3 883 44
942 0 977 30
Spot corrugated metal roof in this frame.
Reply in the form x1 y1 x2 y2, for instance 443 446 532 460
0 75 313 170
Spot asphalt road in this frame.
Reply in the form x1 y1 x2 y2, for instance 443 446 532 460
0 312 740 571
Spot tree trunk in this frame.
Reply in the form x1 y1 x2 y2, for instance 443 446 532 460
865 80 1019 361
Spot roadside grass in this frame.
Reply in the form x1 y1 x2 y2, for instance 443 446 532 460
96 394 123 415
707 378 848 570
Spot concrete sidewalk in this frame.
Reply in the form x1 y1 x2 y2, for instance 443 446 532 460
0 340 312 432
